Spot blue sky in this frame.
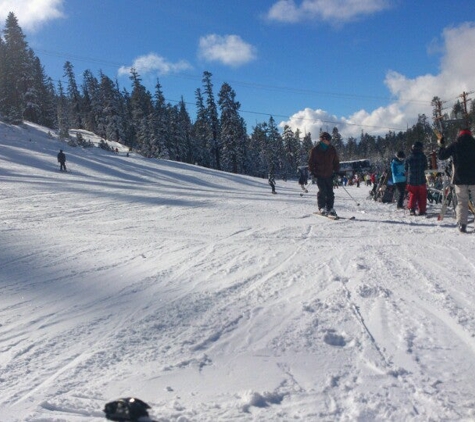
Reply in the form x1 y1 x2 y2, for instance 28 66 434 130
2 0 475 140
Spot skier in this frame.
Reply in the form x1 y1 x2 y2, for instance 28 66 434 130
268 172 277 194
308 132 340 216
405 141 428 215
391 151 407 209
57 149 67 172
297 166 309 193
437 128 475 233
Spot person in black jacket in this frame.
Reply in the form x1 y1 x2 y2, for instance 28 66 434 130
405 141 428 215
437 128 475 232
308 132 340 216
57 149 67 172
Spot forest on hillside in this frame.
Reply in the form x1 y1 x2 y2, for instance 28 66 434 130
1 12 474 178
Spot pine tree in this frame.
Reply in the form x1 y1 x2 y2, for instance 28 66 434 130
63 61 83 129
267 116 284 178
96 72 127 143
21 48 40 123
218 82 247 173
34 59 57 128
57 81 70 139
202 71 221 169
176 97 194 164
300 131 313 164
281 125 299 177
152 79 169 158
193 88 211 167
82 69 100 134
129 69 154 156
248 122 269 177
1 12 30 124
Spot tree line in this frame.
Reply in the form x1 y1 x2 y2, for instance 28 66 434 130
1 12 474 178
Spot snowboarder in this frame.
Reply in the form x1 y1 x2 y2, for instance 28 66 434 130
308 132 340 216
437 128 475 233
405 141 428 215
391 151 407 209
57 149 67 172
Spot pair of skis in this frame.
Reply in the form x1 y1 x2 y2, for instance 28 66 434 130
313 212 355 221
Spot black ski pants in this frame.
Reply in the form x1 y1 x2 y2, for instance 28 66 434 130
316 176 335 210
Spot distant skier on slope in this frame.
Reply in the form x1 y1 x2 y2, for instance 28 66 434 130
268 172 277 194
308 132 340 216
57 149 67 172
297 166 309 193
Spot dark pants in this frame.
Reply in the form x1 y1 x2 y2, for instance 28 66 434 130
395 182 406 208
316 177 335 210
59 161 67 171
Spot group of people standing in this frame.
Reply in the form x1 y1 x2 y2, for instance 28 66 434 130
269 127 475 233
391 128 475 232
390 141 428 216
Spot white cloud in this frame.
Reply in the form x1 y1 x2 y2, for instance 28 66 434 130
118 53 192 77
267 0 392 24
0 0 65 31
198 34 257 67
281 23 475 139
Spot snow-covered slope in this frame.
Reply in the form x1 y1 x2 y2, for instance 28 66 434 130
1 121 475 421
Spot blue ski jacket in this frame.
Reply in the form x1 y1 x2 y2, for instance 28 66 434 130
390 158 406 184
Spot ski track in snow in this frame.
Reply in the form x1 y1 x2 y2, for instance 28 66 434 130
1 122 475 421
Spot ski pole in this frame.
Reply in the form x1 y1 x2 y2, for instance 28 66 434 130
341 184 360 206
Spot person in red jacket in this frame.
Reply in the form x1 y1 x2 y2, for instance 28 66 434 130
437 128 475 233
308 132 340 216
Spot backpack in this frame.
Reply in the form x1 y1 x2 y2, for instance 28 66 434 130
103 397 151 421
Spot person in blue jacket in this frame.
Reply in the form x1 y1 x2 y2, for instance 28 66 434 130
391 151 407 209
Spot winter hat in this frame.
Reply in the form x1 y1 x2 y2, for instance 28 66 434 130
395 151 405 159
458 128 472 137
412 141 423 151
320 132 331 141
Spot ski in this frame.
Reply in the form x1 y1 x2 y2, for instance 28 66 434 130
313 212 355 220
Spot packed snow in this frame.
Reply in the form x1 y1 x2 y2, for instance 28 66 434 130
1 121 475 422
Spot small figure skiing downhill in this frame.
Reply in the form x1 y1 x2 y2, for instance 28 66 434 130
57 149 67 172
268 172 277 194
